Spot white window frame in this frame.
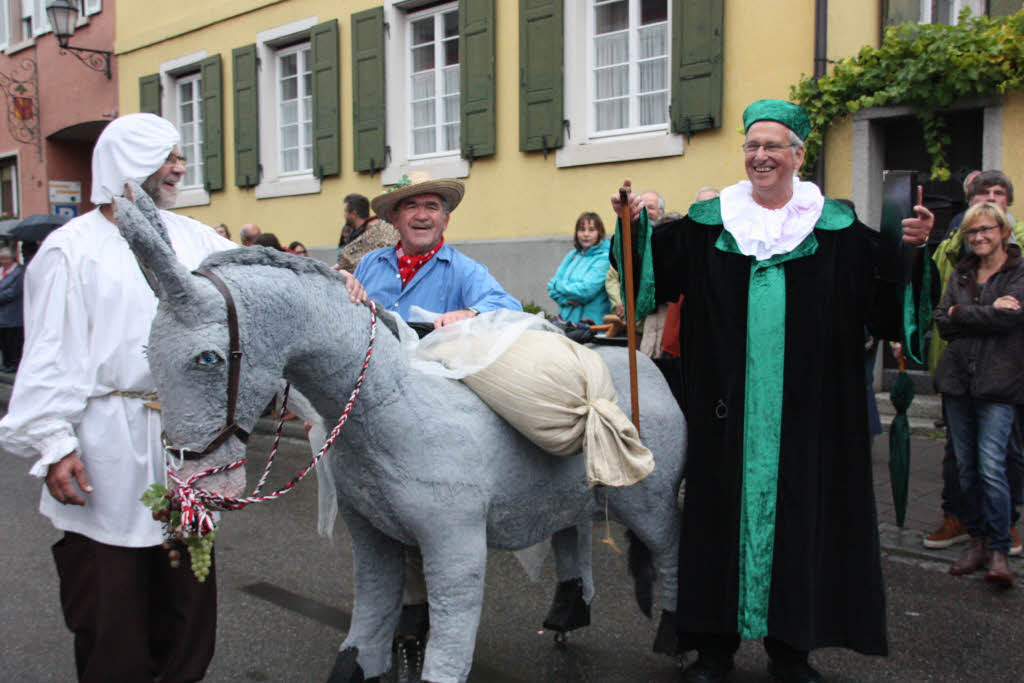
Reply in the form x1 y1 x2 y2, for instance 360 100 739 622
919 0 986 24
588 0 670 139
159 50 210 208
0 0 9 50
406 3 460 160
30 0 48 37
274 42 313 177
176 72 204 191
382 0 468 185
254 16 321 200
557 0 682 169
0 153 19 219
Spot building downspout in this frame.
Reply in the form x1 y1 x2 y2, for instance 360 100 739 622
813 0 828 190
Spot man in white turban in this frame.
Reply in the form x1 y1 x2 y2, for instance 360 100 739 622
0 113 234 681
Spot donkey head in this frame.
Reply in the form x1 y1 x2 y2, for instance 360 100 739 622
114 183 249 497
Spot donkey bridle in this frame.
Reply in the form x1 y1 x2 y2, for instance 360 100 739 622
161 268 250 461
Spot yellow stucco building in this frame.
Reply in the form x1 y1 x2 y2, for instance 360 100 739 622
115 0 1023 305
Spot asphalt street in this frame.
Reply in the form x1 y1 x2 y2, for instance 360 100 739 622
3 430 1023 682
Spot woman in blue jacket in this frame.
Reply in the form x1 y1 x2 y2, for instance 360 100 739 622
547 211 610 323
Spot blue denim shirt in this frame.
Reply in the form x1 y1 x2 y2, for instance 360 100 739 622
354 243 521 320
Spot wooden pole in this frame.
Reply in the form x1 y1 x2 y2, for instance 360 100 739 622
618 187 641 432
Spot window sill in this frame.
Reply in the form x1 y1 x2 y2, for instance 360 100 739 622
5 38 35 55
382 156 469 185
254 174 322 200
555 131 683 168
174 186 211 209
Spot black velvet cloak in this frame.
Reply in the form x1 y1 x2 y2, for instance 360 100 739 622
636 197 907 655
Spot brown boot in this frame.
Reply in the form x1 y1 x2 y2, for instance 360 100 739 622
949 537 989 575
985 551 1014 586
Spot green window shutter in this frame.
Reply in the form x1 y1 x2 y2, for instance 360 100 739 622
311 19 341 178
351 7 386 173
519 0 563 152
460 0 496 159
200 55 224 192
670 0 723 135
988 0 1022 18
881 0 920 26
139 73 161 115
233 44 260 188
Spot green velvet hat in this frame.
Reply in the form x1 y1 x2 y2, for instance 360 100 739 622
742 99 811 140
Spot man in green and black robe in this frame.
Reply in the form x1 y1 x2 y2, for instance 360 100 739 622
613 100 933 682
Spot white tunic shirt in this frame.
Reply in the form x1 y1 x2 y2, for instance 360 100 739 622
0 208 233 547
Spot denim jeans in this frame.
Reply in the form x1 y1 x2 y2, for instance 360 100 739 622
1007 406 1024 524
940 399 967 519
945 395 1015 553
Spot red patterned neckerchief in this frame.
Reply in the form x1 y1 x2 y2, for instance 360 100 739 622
397 238 444 286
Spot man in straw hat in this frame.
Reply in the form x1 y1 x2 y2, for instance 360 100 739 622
0 113 236 681
612 99 934 682
354 174 520 327
352 174 520 678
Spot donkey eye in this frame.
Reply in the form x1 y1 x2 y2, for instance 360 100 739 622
196 351 222 366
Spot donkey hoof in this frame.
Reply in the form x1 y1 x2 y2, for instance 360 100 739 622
542 577 591 633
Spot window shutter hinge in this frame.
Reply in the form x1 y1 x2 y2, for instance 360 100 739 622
384 21 390 39
562 119 570 141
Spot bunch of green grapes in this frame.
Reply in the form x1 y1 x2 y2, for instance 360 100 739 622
186 528 215 582
141 483 217 583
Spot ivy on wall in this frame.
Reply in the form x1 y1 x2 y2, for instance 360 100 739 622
791 9 1024 181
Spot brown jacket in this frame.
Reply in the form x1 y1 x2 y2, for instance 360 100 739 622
336 218 399 272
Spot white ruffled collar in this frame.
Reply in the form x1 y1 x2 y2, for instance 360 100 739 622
719 179 825 261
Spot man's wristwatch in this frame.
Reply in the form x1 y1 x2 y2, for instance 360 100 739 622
467 307 480 316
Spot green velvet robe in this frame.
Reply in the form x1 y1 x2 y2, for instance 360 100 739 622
635 197 906 654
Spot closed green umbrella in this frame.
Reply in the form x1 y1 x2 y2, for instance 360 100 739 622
888 358 914 527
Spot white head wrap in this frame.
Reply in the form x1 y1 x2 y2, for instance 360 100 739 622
90 113 180 204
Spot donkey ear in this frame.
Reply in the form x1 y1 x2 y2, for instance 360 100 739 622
113 193 199 307
125 179 172 246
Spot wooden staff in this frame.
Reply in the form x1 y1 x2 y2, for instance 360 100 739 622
618 187 641 432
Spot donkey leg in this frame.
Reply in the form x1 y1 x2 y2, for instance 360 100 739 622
607 489 681 656
331 504 405 682
417 523 488 683
543 524 594 634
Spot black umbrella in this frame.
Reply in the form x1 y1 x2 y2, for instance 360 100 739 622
0 218 20 237
9 213 71 242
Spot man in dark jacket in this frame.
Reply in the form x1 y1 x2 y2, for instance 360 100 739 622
0 246 24 372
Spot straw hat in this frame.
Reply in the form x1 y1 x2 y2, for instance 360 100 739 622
371 172 465 222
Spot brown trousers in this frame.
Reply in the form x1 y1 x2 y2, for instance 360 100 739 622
52 532 217 683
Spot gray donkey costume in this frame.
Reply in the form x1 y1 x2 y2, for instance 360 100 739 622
114 186 686 683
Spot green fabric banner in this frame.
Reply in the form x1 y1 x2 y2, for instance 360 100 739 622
611 208 657 323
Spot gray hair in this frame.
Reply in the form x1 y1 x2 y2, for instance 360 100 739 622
0 247 12 259
787 129 805 153
639 190 666 215
694 187 720 201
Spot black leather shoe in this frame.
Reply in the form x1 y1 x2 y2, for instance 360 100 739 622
680 657 733 682
767 659 823 683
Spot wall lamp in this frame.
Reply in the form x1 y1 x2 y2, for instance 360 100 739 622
45 0 112 79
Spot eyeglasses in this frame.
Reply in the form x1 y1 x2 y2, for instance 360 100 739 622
742 142 795 154
166 153 187 166
962 224 1001 238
